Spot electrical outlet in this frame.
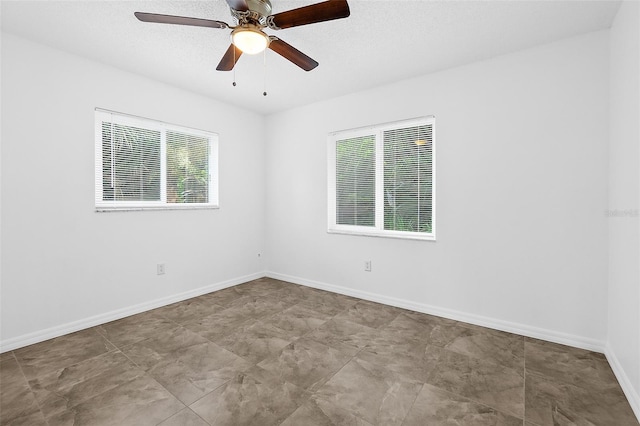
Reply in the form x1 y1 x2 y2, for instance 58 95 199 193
157 263 165 275
364 260 372 272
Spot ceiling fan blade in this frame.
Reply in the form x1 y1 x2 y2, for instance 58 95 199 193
216 44 243 71
268 37 318 71
225 0 249 12
135 12 228 29
268 0 350 30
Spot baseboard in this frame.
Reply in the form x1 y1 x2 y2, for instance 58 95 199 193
1 269 609 356
4 270 635 421
266 271 607 353
0 271 266 353
605 343 640 422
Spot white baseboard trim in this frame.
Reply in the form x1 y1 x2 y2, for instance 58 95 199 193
605 343 640 422
4 270 636 421
266 271 607 353
0 271 266 353
1 269 610 357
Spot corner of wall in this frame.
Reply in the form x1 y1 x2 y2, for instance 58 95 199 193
606 342 640 420
606 0 640 421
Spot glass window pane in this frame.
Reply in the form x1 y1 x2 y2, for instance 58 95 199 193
101 122 161 201
166 131 209 204
336 135 376 226
383 125 433 233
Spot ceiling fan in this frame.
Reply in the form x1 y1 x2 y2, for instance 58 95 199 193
135 0 350 72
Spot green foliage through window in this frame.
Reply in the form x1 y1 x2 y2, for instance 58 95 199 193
101 123 161 201
329 117 435 239
336 136 375 226
166 132 209 204
383 125 433 233
96 110 218 210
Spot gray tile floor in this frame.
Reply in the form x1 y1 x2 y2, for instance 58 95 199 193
1 277 638 425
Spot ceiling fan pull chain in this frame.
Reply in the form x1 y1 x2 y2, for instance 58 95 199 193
263 49 268 96
232 45 237 87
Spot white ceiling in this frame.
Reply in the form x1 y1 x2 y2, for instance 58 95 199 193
1 0 621 115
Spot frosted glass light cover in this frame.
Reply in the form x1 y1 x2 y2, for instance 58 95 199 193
232 29 268 55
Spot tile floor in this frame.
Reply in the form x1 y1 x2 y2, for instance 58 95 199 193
1 277 638 425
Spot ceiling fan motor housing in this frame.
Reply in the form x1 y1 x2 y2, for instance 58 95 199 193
236 0 272 25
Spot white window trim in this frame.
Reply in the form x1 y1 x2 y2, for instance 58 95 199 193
327 116 436 241
94 108 219 212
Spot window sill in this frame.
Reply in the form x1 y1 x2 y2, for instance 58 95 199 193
327 228 436 241
95 205 220 213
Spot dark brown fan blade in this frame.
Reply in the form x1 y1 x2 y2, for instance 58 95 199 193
268 37 318 71
216 44 243 71
135 12 228 29
225 0 249 12
269 0 349 30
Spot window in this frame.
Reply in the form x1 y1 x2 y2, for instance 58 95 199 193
328 117 435 240
95 109 218 211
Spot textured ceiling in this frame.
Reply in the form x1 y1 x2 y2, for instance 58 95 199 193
1 0 621 115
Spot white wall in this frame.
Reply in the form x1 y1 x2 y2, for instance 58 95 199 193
0 33 266 349
607 0 640 416
265 30 610 348
2 9 636 416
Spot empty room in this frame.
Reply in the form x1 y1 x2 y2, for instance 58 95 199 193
1 0 639 425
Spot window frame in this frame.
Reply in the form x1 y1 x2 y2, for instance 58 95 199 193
327 116 436 241
94 109 219 212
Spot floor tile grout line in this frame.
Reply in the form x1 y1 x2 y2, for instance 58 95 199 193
299 320 525 425
107 315 251 408
188 407 214 426
417 375 526 423
115 343 195 424
437 339 525 371
249 309 363 386
318 341 364 386
524 364 626 396
146 292 342 413
359 337 527 422
103 326 195 412
10 349 50 425
297 345 367 419
153 407 213 426
425 332 526 374
166 296 309 360
417 377 525 423
453 390 524 420
399 382 426 426
5 279 634 426
11 328 146 424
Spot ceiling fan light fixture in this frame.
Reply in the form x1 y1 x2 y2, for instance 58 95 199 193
135 0 351 71
232 27 269 54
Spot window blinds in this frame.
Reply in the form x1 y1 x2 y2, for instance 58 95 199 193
383 124 433 233
95 109 218 211
328 116 435 240
101 122 161 202
335 135 376 227
166 131 210 204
